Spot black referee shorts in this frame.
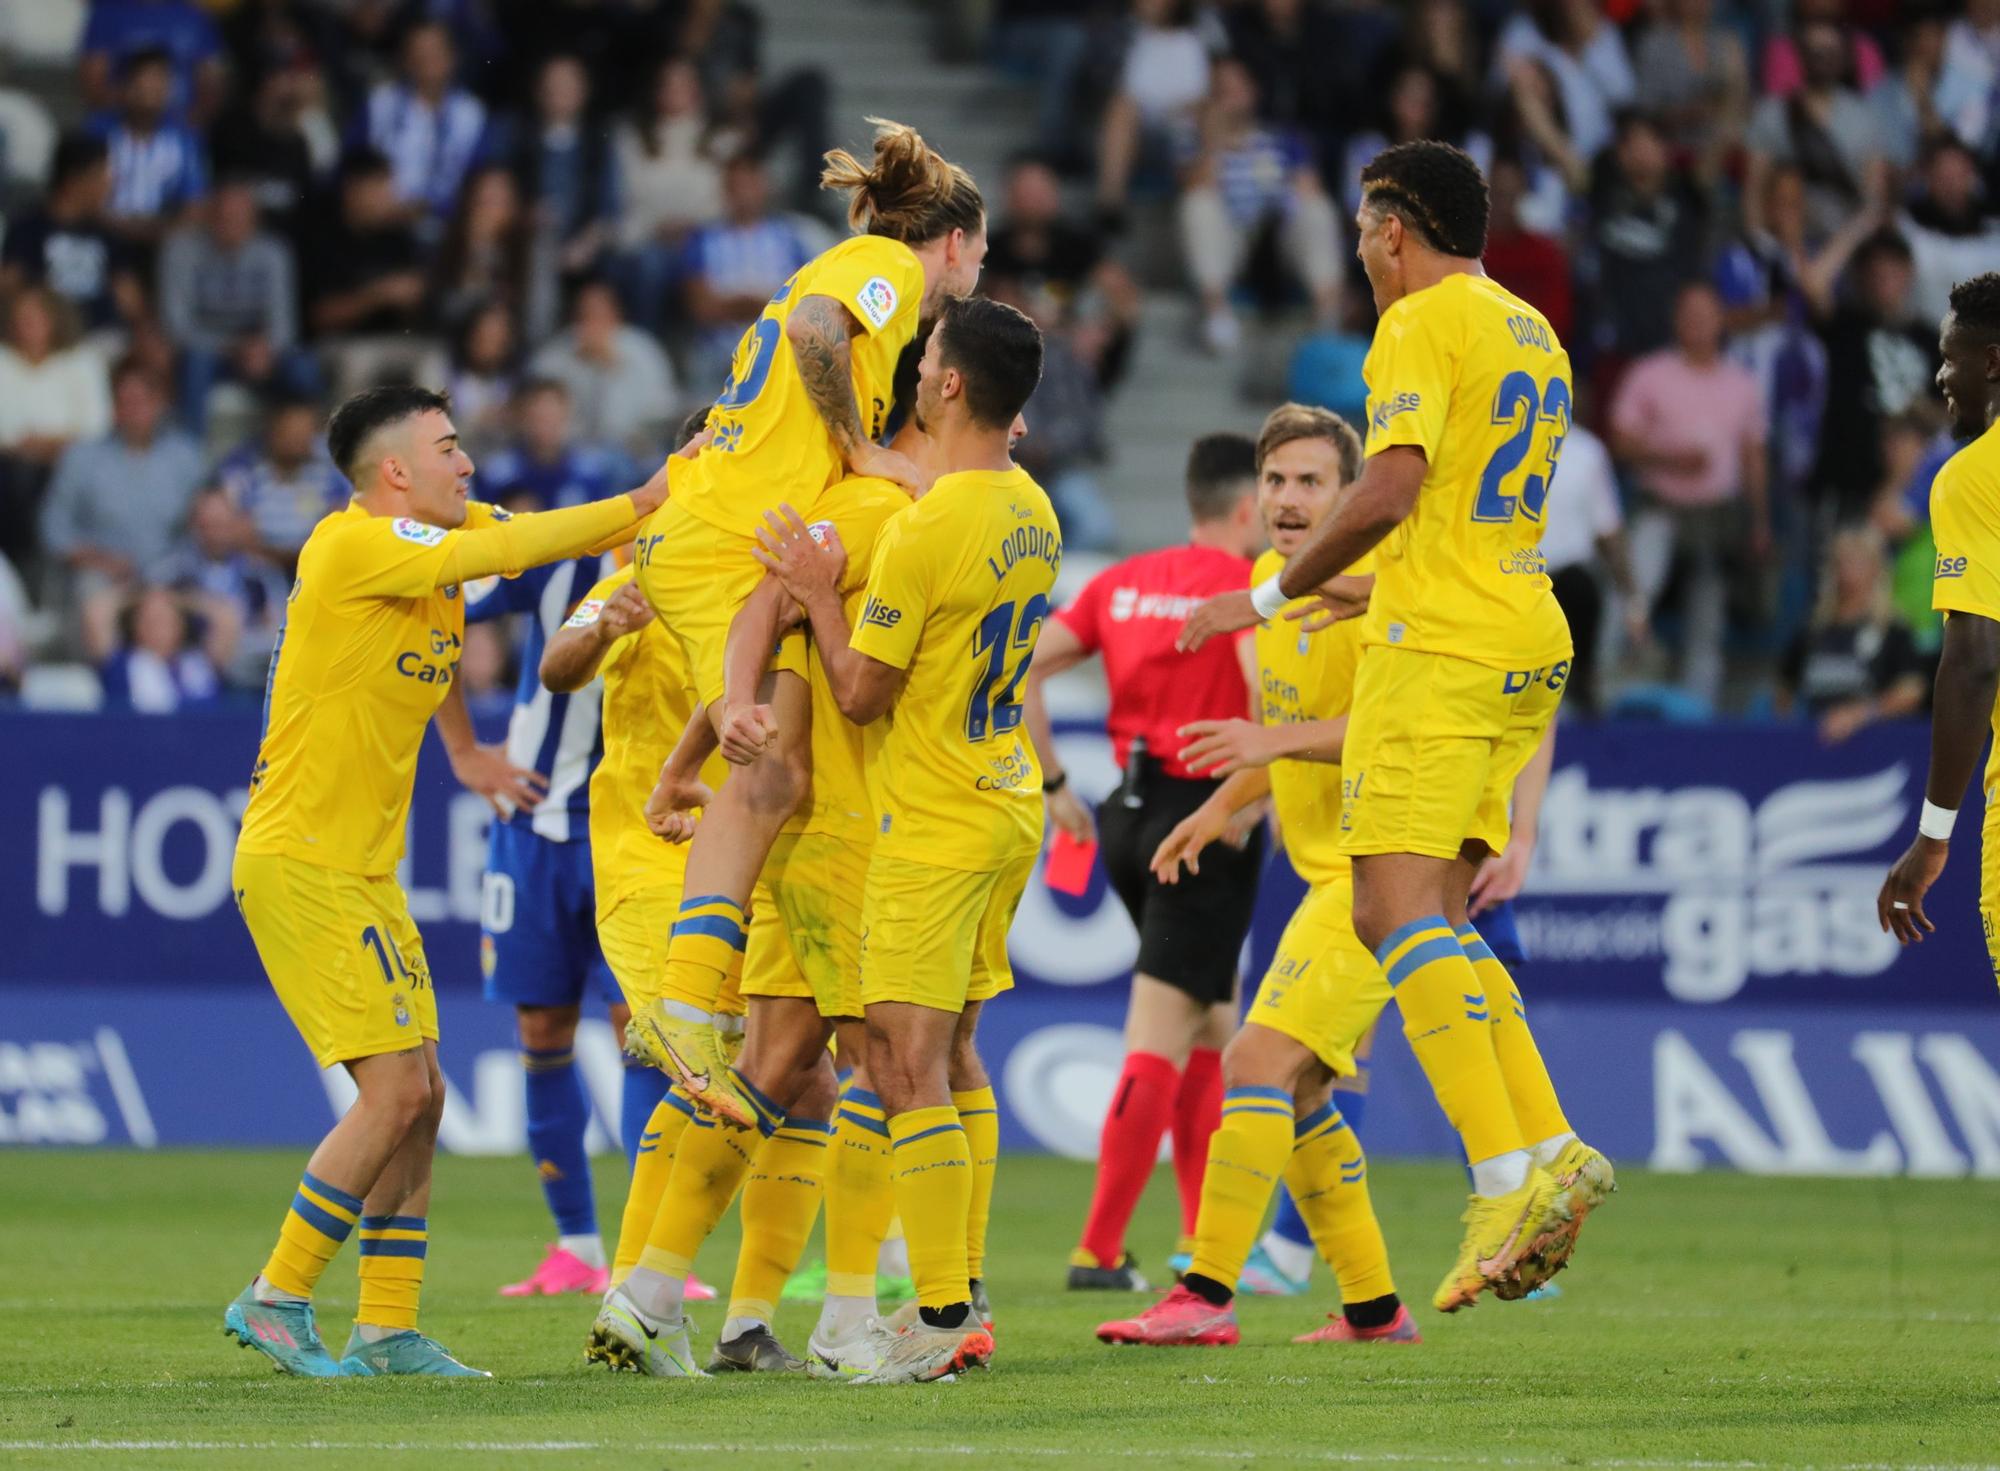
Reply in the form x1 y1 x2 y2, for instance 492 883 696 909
1096 768 1265 1005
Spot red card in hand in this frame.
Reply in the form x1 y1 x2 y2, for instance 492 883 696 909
1045 830 1098 897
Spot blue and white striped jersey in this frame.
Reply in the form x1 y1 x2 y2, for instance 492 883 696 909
465 551 616 843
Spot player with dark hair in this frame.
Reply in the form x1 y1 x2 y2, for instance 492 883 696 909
1022 432 1267 1292
221 386 668 1377
1879 275 2000 970
1181 140 1612 1312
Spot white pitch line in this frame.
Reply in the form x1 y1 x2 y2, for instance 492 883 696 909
0 1441 1992 1471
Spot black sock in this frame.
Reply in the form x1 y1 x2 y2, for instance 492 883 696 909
1181 1272 1233 1308
1342 1293 1400 1330
919 1302 970 1330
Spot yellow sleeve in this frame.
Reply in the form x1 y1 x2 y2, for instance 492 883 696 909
1932 456 2000 622
321 513 462 599
804 238 924 339
438 495 641 585
849 511 931 670
1361 304 1452 462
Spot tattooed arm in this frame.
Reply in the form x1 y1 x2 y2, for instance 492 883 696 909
785 294 927 492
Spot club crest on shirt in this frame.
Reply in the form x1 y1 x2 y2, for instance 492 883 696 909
854 275 899 330
392 517 447 546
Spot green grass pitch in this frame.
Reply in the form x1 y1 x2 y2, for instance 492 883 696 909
1 1150 1996 1470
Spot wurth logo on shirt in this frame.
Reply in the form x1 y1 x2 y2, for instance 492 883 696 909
1107 587 1206 623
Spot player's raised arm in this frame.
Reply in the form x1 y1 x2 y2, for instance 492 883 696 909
540 579 655 694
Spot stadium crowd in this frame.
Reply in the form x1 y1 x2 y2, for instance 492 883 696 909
0 0 1995 726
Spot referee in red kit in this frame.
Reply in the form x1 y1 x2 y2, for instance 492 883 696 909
1025 433 1268 1292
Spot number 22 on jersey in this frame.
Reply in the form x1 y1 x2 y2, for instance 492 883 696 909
966 594 1048 740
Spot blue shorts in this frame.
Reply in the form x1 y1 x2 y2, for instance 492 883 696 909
1472 899 1527 968
480 822 618 1009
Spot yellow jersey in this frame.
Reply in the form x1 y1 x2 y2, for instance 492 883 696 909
671 233 926 537
238 501 511 876
1359 271 1573 670
850 466 1062 871
802 476 913 839
1928 418 2000 792
572 564 729 914
1253 548 1369 887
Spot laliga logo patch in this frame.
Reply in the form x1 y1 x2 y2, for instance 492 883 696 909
854 275 899 330
806 520 836 545
563 598 605 629
392 517 447 547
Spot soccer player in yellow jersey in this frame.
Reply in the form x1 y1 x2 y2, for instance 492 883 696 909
1879 275 2000 965
753 296 1057 1383
629 122 987 1126
222 386 668 1377
1182 142 1612 1312
1096 405 1413 1349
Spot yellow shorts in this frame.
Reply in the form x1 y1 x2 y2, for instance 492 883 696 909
1246 877 1391 1077
858 851 1035 1012
598 882 747 1019
766 829 872 1018
634 498 806 708
1979 799 2000 994
233 851 438 1068
1338 645 1566 861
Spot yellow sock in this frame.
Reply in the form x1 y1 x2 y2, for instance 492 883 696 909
261 1170 361 1298
826 1082 894 1298
612 1090 696 1283
725 1116 830 1325
887 1105 972 1310
1458 925 1571 1145
661 894 748 1011
1378 915 1524 1164
635 1105 760 1281
355 1214 426 1330
1284 1101 1394 1304
1187 1086 1293 1291
952 1087 999 1282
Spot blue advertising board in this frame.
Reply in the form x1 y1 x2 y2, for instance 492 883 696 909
5 710 1999 1177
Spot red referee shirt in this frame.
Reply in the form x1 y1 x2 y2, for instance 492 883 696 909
1054 543 1254 781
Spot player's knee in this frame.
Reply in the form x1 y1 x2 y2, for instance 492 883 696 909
791 1052 840 1121
1221 1025 1304 1095
363 1059 436 1133
1347 888 1397 954
515 1004 580 1053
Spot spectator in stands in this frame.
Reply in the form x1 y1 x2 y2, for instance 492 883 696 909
0 287 113 572
420 301 521 461
1744 17 1889 244
99 582 222 713
1869 12 1952 173
1612 281 1770 708
1869 416 1955 652
1493 0 1636 188
1584 110 1707 361
613 57 727 328
431 163 542 338
677 0 831 217
1339 63 1494 218
989 0 1102 170
1483 154 1572 344
1779 525 1927 743
1631 0 1750 184
1809 229 1939 522
1097 0 1216 218
1899 137 2000 325
355 19 487 224
213 397 346 567
0 545 27 691
40 358 206 659
210 62 320 246
157 177 314 429
1942 0 2000 174
304 148 426 393
478 378 630 512
681 154 817 391
1538 404 1644 718
0 134 141 336
1177 58 1342 355
80 0 226 126
1223 0 1388 172
1760 0 1884 100
90 46 209 246
510 54 619 295
151 485 291 687
528 278 676 457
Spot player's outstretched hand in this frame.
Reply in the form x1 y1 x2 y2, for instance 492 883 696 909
646 767 713 844
849 439 929 496
1150 803 1230 885
718 702 779 765
1469 841 1530 916
1177 589 1260 652
1878 835 1946 944
1284 574 1372 633
1178 718 1276 777
598 581 655 640
753 505 846 602
450 742 548 817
